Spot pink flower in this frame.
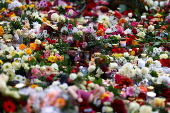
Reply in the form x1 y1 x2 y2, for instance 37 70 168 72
54 53 60 57
121 91 127 98
68 24 73 29
82 42 87 48
31 68 41 76
126 87 134 96
131 22 137 27
101 96 111 104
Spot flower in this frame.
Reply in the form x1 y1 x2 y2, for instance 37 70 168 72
46 66 52 72
7 69 15 80
109 63 118 69
30 43 37 50
51 63 58 72
126 86 134 96
19 44 27 50
147 58 153 63
0 60 3 65
3 100 16 113
54 97 66 108
88 65 96 73
135 68 142 75
160 54 168 59
68 9 73 16
25 48 32 55
137 32 146 38
157 75 170 84
129 101 140 113
14 75 22 81
35 39 41 45
139 105 152 113
0 26 4 36
48 55 56 63
59 83 68 90
2 63 12 72
111 98 127 113
13 62 21 70
141 67 149 75
35 86 43 92
148 25 154 31
69 73 77 80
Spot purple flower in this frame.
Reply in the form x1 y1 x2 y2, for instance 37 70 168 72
126 87 134 97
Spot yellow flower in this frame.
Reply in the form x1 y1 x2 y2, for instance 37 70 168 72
31 84 38 89
19 51 25 56
131 50 135 56
10 51 16 56
158 14 162 18
42 17 47 22
0 26 4 36
112 53 123 59
48 55 56 63
6 0 12 3
0 60 3 64
152 98 165 108
101 93 110 100
2 8 6 12
25 48 32 55
10 14 16 17
132 40 138 46
30 4 34 8
20 5 26 10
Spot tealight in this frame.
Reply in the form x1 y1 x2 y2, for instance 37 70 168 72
120 41 126 47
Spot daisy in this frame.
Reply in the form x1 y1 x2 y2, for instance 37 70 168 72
21 76 26 83
14 75 22 81
2 63 12 72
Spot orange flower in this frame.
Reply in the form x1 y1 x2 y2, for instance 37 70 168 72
42 17 47 22
19 44 27 50
0 15 2 18
28 57 36 62
30 43 37 50
41 42 46 47
132 40 138 46
119 18 127 26
56 55 64 62
131 50 135 56
96 30 104 36
54 97 66 108
0 26 4 36
25 48 32 55
31 84 38 88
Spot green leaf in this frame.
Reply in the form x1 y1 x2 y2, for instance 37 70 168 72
93 78 102 85
14 54 19 58
150 71 158 77
40 61 44 67
108 85 119 96
31 58 36 64
152 42 161 46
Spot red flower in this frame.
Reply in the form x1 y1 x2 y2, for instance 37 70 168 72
40 54 44 59
68 24 73 30
114 11 122 19
3 100 16 113
132 28 137 35
50 74 55 77
46 76 53 82
114 74 122 84
111 98 127 113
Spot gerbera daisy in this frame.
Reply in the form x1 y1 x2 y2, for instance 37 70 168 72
3 100 16 113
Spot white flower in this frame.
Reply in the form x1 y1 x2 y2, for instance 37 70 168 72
88 83 94 88
2 63 12 72
7 69 15 80
51 13 59 21
139 105 152 113
35 39 41 45
114 34 121 39
128 13 133 17
57 15 65 22
148 25 154 31
69 73 77 80
35 86 43 92
72 27 79 34
81 81 87 85
77 17 85 24
0 74 9 83
68 9 73 16
77 72 84 77
124 28 132 35
109 63 118 69
129 69 135 78
61 26 68 33
157 75 170 84
40 66 46 71
124 52 129 57
137 32 146 38
51 63 58 72
80 84 86 90
135 68 142 75
129 101 140 113
105 28 112 34
78 31 83 35
59 83 68 90
124 63 133 69
0 81 7 92
102 106 113 112
88 65 96 73
96 68 103 75
14 75 22 81
52 81 60 86
141 67 149 75
6 55 13 59
160 54 168 59
21 76 26 83
147 57 153 63
13 62 21 70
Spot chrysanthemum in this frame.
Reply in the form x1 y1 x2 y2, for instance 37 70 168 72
2 63 12 72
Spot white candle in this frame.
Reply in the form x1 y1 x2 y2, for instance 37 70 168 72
138 59 145 68
120 41 126 47
141 15 146 19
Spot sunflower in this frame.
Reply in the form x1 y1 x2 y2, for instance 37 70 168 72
48 55 56 63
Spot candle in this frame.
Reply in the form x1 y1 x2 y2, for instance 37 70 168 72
98 21 103 30
91 54 94 61
141 15 146 19
120 41 126 47
138 59 145 68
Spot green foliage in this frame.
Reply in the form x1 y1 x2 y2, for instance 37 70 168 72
150 71 158 77
108 85 119 97
93 78 103 86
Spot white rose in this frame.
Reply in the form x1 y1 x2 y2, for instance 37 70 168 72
35 39 41 45
81 80 87 85
23 33 28 37
35 86 43 92
148 25 154 31
129 69 135 78
10 91 20 99
22 55 28 61
52 81 60 86
147 57 153 63
109 63 118 69
0 81 7 92
68 9 73 16
124 52 129 57
88 76 95 81
139 105 152 113
59 83 68 90
128 13 132 17
96 68 104 75
80 84 86 90
135 68 142 75
13 62 21 70
77 72 84 77
88 83 94 88
160 54 168 59
40 66 46 71
141 67 149 75
35 65 40 69
88 65 96 73
16 29 22 37
137 32 146 38
69 73 77 80
129 101 140 112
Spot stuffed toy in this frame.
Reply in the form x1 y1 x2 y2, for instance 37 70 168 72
67 84 105 103
67 50 88 67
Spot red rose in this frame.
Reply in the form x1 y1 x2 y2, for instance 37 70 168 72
50 74 55 77
111 98 127 113
132 28 137 35
46 76 53 82
114 74 122 84
114 11 122 19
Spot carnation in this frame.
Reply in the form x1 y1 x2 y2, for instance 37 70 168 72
139 105 152 113
88 65 96 73
69 73 77 80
